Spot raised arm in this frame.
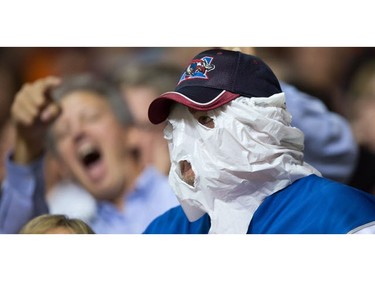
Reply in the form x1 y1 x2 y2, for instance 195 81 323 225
0 76 62 233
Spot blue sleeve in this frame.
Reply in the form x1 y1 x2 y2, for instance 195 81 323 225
281 82 358 183
0 152 49 234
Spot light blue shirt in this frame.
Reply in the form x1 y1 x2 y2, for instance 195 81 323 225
0 153 178 234
0 154 48 234
91 166 179 234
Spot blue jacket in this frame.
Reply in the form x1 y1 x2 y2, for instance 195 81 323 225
144 175 375 234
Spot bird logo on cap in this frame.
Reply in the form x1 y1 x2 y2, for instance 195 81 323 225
178 56 215 85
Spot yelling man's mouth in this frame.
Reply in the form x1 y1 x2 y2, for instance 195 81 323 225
77 142 106 182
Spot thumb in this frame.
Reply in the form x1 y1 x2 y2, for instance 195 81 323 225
40 103 62 124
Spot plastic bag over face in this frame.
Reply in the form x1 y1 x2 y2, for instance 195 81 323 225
164 93 321 234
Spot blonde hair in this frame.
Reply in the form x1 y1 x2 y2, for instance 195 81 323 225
19 214 95 234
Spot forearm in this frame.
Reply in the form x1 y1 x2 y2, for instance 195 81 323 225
13 135 45 164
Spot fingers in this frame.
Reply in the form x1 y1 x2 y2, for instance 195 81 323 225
11 76 62 127
27 76 61 109
11 76 62 164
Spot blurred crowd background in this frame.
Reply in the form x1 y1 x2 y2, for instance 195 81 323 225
0 47 207 186
2 46 375 209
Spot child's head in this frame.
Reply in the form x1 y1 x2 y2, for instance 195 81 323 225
19 214 95 234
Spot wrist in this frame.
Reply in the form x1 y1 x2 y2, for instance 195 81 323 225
13 136 44 164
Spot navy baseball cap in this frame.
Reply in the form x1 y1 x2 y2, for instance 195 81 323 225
148 48 282 124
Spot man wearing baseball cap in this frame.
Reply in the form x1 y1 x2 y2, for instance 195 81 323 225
144 48 375 234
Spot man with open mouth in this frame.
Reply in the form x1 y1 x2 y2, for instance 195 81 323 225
0 74 178 234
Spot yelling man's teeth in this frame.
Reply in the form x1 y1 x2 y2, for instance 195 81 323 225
78 143 96 159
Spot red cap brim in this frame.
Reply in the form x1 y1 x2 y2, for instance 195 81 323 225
148 90 240 124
